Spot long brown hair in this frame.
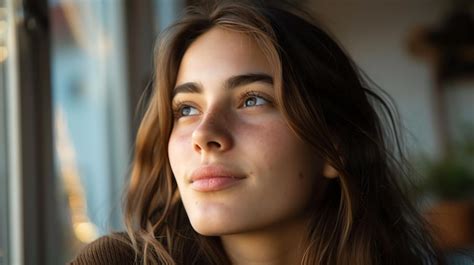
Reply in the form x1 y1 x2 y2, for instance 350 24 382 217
123 1 444 264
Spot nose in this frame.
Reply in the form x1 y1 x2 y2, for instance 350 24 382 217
192 111 233 154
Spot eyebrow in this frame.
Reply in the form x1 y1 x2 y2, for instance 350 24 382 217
172 73 273 98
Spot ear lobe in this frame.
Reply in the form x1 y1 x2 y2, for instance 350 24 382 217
323 162 339 179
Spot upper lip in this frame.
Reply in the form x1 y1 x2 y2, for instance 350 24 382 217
190 165 246 183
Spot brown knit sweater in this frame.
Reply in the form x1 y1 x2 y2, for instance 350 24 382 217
69 233 140 265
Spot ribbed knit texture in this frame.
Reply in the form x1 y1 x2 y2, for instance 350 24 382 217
69 233 139 265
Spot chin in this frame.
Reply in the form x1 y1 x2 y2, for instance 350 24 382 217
188 215 247 236
190 219 233 236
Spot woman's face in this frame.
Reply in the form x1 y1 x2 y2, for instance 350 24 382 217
168 27 327 236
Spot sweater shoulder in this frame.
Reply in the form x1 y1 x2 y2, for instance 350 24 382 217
69 232 139 265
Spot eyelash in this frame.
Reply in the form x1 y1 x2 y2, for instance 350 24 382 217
172 90 273 119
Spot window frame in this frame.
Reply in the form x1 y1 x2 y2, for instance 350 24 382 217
13 0 57 264
5 0 153 263
4 0 185 263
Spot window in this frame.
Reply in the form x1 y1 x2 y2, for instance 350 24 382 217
49 0 130 261
0 0 9 261
1 1 13 264
0 0 185 263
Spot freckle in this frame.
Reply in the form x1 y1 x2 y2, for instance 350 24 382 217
299 172 304 179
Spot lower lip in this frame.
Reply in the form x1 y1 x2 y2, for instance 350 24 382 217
191 177 244 192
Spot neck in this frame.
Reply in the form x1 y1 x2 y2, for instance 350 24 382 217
220 217 309 265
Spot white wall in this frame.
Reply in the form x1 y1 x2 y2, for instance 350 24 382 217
307 0 473 158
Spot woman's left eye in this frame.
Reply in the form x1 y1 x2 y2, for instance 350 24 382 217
243 95 269 108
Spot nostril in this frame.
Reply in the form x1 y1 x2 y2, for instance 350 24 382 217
207 141 221 149
193 143 202 152
193 140 221 153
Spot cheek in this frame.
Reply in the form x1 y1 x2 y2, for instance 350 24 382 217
237 115 289 148
168 128 193 177
240 118 319 188
242 119 314 170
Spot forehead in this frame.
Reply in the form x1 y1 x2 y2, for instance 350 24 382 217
175 27 272 86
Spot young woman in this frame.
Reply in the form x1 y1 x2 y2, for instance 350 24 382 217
71 0 445 264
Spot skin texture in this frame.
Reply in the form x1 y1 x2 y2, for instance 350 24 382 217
168 27 336 265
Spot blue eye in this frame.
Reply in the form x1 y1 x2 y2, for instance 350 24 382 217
243 96 268 107
180 105 199 117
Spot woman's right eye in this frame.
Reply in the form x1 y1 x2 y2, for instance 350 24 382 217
177 105 199 118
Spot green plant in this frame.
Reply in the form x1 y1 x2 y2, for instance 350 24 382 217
424 158 474 200
421 124 474 201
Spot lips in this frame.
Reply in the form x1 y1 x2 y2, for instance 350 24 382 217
190 165 246 192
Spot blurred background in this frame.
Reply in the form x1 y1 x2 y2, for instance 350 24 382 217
0 0 472 264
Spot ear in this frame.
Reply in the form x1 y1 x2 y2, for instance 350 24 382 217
323 162 339 179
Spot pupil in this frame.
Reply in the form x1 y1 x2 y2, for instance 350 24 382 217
246 97 256 106
182 107 191 116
